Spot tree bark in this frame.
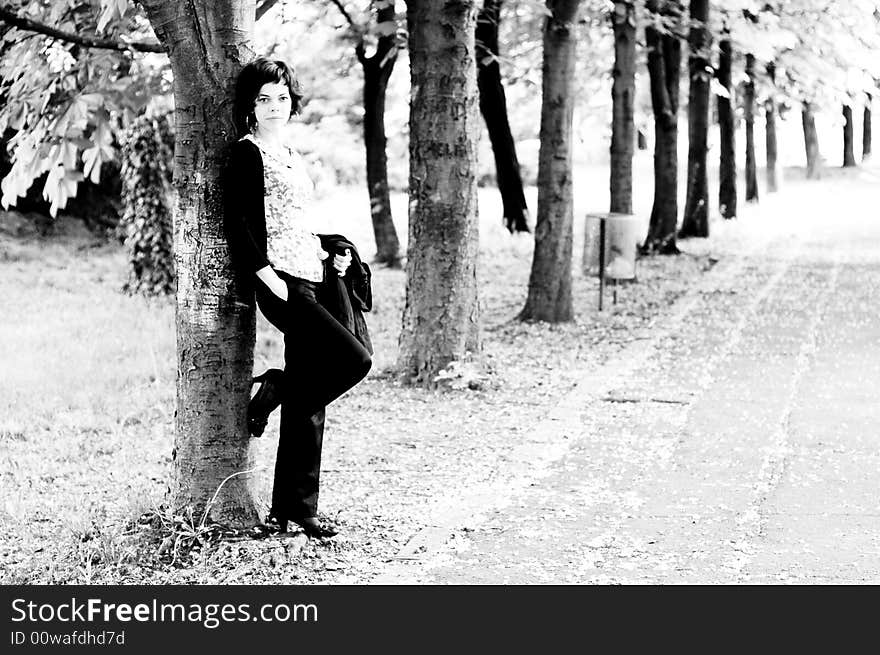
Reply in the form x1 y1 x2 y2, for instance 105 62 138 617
717 34 736 218
765 61 778 193
680 0 710 238
643 0 681 254
139 0 258 526
864 92 873 161
802 101 821 179
842 103 856 167
477 0 529 233
358 1 401 267
519 0 580 321
744 53 758 202
399 0 481 385
609 0 636 215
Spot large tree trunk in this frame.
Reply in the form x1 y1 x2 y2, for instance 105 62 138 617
765 61 778 193
864 92 873 161
717 34 736 218
643 0 681 254
680 0 710 238
477 0 529 233
359 1 401 267
842 103 856 167
519 0 580 322
744 53 758 202
802 101 821 179
399 0 481 384
140 0 258 526
609 0 636 215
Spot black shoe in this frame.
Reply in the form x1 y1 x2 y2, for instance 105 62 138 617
291 516 338 539
247 369 285 438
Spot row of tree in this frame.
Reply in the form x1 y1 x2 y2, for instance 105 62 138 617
1 0 877 527
628 0 878 254
3 2 876 278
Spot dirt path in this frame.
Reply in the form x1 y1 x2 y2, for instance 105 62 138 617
372 167 880 584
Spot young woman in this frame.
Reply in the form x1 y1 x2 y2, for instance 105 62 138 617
224 58 372 539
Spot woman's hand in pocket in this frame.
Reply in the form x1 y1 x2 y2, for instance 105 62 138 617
267 277 288 301
255 266 288 301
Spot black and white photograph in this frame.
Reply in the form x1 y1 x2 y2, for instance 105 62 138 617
1 0 879 603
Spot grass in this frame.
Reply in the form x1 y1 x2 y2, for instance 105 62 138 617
1 154 870 584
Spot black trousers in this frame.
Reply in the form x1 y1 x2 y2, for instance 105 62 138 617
255 270 371 520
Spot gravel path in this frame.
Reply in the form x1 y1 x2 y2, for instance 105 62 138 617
367 167 880 584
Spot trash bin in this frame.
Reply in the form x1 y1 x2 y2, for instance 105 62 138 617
583 213 640 281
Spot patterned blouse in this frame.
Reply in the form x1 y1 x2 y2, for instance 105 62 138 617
241 134 327 282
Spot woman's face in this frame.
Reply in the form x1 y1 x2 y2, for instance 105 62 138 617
252 81 292 132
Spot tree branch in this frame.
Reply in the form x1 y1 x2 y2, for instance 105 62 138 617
256 0 279 22
374 1 398 70
0 7 165 53
329 0 367 63
329 0 358 30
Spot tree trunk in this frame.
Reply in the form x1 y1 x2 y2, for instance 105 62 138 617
519 0 580 321
680 0 710 238
399 0 481 385
139 0 258 526
643 0 681 254
864 92 873 161
802 101 821 179
744 53 758 202
637 129 648 150
842 104 856 167
359 1 401 267
477 0 529 233
765 61 778 193
717 34 736 218
609 0 636 215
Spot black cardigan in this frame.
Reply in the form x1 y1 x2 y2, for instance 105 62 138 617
318 234 373 355
223 138 271 275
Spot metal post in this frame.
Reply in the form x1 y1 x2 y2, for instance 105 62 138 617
598 217 606 311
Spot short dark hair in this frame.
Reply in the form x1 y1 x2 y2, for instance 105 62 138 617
232 57 304 137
